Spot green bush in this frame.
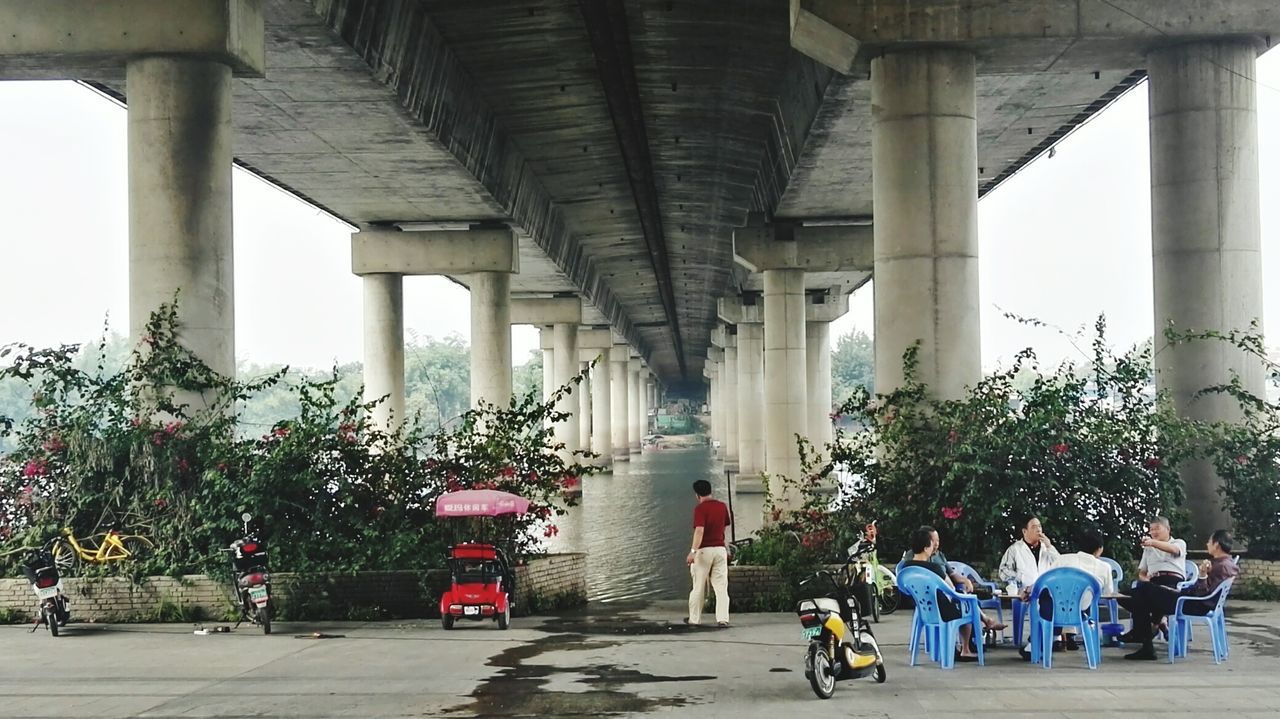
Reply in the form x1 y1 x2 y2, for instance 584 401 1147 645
0 302 596 578
1233 576 1280 602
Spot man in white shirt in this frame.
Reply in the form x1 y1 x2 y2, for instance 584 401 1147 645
1054 531 1115 650
998 514 1060 593
1137 516 1187 588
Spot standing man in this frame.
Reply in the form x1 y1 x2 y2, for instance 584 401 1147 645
686 479 731 627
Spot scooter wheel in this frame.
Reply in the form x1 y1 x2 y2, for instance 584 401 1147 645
806 644 836 700
46 609 59 638
874 663 887 683
258 604 272 635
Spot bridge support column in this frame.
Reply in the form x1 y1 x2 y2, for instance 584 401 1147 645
551 323 580 453
762 268 808 503
720 296 766 483
362 274 404 431
129 57 236 382
610 346 631 462
712 326 739 469
628 360 642 452
806 320 832 453
871 48 981 399
1148 40 1267 540
590 351 613 466
578 359 592 451
352 225 519 412
470 272 513 409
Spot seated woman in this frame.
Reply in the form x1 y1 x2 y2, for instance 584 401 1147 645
902 526 983 662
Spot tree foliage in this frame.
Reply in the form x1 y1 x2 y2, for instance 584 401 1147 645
0 303 594 575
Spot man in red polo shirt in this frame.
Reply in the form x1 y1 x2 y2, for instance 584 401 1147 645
686 479 732 627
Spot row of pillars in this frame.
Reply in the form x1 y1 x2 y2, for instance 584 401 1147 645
361 253 658 468
707 42 1266 537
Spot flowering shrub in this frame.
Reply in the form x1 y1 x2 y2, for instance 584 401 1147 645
0 303 595 575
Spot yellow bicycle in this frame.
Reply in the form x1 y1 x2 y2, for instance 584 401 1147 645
47 527 153 571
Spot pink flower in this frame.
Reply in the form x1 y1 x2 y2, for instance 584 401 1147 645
947 430 959 444
1143 457 1162 470
22 459 47 478
942 505 963 520
500 465 516 478
560 476 579 489
543 524 559 538
217 463 228 472
1235 455 1249 466
153 498 168 509
272 426 289 438
163 421 183 435
151 432 165 446
41 435 65 453
1051 443 1069 456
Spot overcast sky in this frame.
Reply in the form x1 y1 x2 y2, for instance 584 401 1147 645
1 49 1278 377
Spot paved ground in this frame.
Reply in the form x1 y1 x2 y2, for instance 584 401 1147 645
2 601 1279 718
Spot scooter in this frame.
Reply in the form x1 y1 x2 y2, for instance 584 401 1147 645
24 549 70 637
796 545 886 699
223 512 272 634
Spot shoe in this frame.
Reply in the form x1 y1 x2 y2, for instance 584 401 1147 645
1064 635 1079 651
956 654 978 663
682 618 700 627
717 621 731 628
1124 646 1157 661
1118 630 1142 644
1018 645 1032 661
987 622 1008 631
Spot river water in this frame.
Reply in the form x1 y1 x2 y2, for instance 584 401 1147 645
546 446 767 602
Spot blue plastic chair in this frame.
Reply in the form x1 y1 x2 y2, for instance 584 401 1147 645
1168 577 1235 664
1028 567 1103 669
1176 559 1200 591
1098 557 1123 622
947 561 1005 632
897 567 985 668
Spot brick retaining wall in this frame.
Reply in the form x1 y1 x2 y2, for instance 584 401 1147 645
0 553 586 623
1239 558 1280 585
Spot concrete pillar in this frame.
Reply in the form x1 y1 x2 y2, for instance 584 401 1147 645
552 323 580 452
708 361 721 451
578 360 592 451
361 274 404 431
871 48 981 399
128 57 235 380
806 320 833 453
638 372 650 440
722 340 740 467
627 361 642 452
470 272 512 408
1148 41 1266 540
763 268 807 502
610 346 631 461
541 332 554 404
591 353 613 466
737 322 766 477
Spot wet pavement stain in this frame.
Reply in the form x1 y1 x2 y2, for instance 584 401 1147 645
450 630 716 717
535 604 716 637
768 667 793 673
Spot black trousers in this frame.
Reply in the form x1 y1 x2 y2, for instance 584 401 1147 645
1118 581 1210 642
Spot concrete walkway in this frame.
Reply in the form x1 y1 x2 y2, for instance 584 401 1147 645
2 601 1278 718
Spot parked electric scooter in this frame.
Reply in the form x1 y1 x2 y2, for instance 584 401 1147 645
223 512 272 634
23 549 70 637
795 543 886 699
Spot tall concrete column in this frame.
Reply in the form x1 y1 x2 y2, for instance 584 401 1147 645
578 360 592 451
871 48 981 399
806 320 833 453
722 341 740 467
1149 41 1267 539
362 274 404 431
591 353 612 466
128 57 235 380
470 272 512 408
627 361 642 452
540 330 554 404
708 360 721 451
609 347 631 462
763 268 807 502
552 323 580 452
638 372 650 439
737 322 766 477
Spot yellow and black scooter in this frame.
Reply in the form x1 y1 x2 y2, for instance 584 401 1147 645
796 560 887 699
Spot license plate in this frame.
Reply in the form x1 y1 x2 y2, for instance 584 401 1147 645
248 586 269 606
464 606 479 616
35 586 58 600
802 626 821 639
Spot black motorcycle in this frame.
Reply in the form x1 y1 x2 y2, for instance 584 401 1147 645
223 512 272 634
23 549 70 637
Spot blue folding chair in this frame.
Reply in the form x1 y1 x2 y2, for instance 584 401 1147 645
1028 568 1103 669
897 567 985 668
1169 577 1235 664
947 561 1005 631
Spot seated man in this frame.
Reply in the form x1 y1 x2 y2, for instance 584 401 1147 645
1137 515 1188 588
902 526 981 662
999 514 1060 592
1119 529 1239 660
1053 530 1115 650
